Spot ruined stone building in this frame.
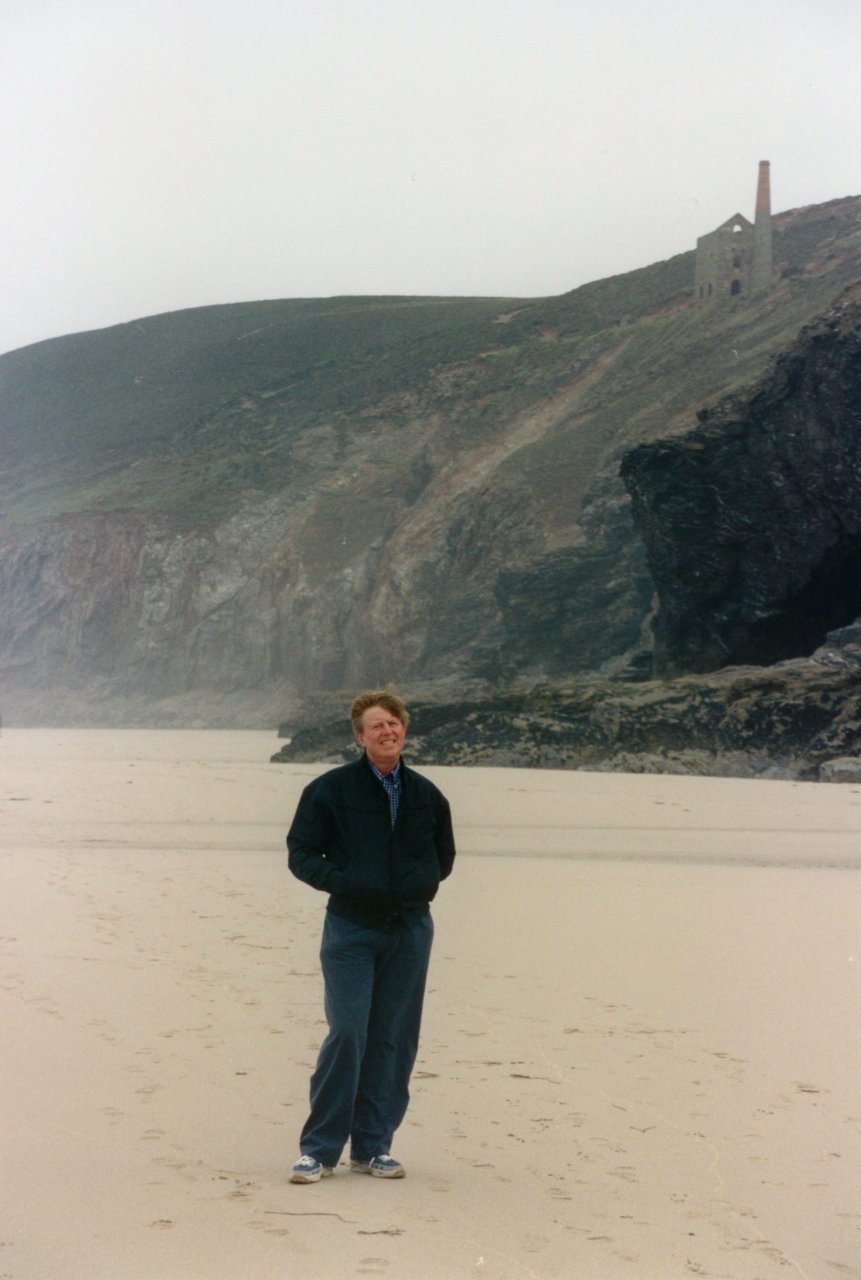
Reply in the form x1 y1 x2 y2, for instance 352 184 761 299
695 161 773 303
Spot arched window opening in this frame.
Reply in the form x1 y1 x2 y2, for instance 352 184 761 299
730 279 742 296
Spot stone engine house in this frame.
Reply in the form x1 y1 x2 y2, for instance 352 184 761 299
695 161 773 303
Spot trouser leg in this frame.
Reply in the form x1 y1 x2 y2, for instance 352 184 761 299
350 913 434 1162
298 913 376 1167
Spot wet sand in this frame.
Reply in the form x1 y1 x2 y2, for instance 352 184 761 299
2 729 859 1279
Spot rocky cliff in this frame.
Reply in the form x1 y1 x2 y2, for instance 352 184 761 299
273 286 861 780
621 285 861 676
1 196 860 727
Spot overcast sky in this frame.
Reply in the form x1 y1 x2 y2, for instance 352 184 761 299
2 0 859 356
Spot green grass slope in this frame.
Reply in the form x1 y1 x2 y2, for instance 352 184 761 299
1 195 859 535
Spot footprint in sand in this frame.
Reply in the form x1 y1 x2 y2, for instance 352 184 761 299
226 1184 257 1201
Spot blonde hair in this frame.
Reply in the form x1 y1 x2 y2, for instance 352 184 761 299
350 689 409 735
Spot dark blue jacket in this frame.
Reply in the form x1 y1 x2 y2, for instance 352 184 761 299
287 755 456 929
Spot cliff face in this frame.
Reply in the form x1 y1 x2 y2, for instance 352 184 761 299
0 505 297 698
1 196 860 726
621 286 861 675
273 278 861 779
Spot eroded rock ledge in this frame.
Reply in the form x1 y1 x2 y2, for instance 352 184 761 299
271 623 861 780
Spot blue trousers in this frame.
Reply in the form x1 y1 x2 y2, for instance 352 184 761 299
299 910 434 1167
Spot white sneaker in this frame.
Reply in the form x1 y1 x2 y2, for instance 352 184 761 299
350 1154 405 1179
290 1154 334 1183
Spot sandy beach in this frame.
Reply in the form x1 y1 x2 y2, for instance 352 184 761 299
2 728 859 1280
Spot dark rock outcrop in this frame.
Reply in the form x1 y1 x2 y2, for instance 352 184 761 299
620 286 861 676
276 614 861 778
271 628 861 779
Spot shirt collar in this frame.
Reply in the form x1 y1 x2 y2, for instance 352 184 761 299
366 756 402 784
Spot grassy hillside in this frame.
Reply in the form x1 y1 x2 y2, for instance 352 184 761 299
0 296 509 521
1 196 859 535
0 247 696 527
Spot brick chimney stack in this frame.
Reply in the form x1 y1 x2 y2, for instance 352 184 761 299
755 160 771 216
752 160 773 292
